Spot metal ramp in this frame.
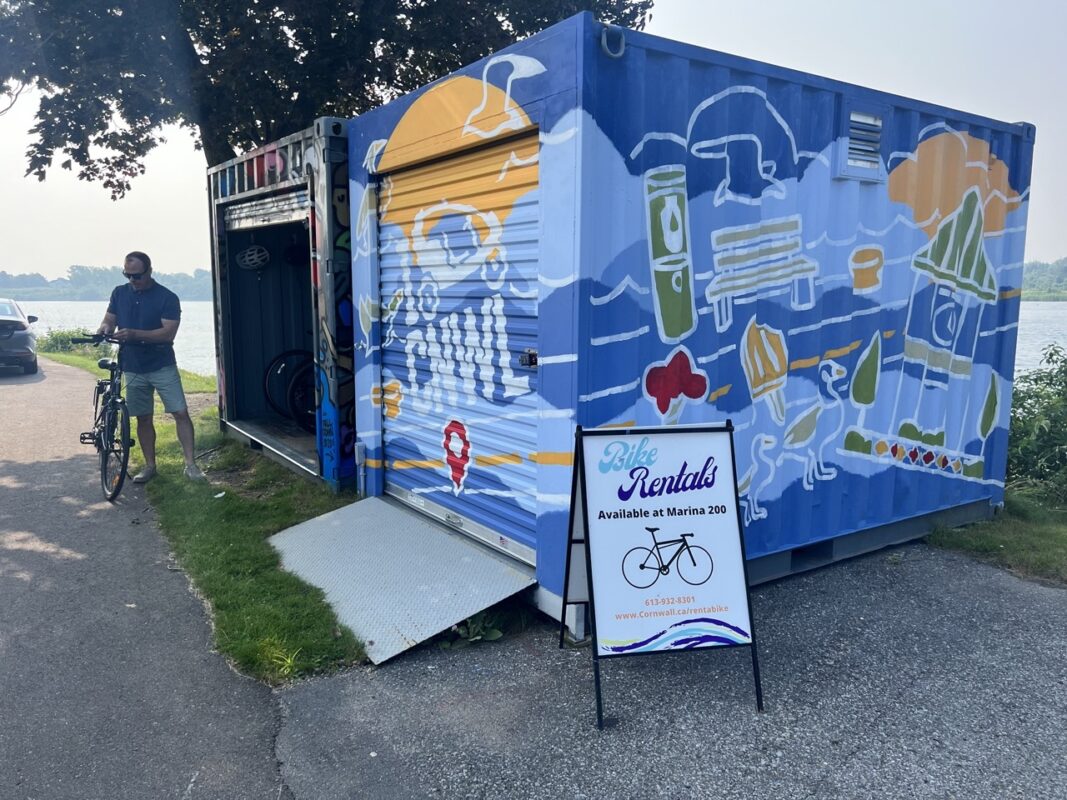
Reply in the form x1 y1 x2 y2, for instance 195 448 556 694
269 497 536 663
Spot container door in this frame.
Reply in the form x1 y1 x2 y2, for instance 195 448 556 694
376 134 540 558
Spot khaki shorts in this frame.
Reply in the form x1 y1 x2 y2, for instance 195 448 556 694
124 365 188 417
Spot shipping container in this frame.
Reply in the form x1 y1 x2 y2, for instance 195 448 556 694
346 12 1034 623
207 118 356 490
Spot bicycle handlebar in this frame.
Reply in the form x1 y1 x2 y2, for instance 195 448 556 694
71 334 120 345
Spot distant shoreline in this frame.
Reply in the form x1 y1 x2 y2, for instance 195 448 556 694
10 291 213 302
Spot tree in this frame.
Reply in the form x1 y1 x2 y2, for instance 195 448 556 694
0 0 652 198
1008 344 1067 501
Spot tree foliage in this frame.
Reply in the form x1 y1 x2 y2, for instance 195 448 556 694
0 264 212 300
1022 258 1067 301
0 0 652 197
1008 344 1067 502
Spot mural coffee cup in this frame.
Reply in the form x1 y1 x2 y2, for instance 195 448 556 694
850 246 884 293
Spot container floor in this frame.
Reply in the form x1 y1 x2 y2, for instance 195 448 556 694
224 417 317 475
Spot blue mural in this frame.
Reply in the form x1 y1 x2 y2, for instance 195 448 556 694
349 14 1034 598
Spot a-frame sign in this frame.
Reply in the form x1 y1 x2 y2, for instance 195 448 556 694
561 422 764 728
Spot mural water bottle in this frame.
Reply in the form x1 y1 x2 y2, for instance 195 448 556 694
645 166 697 342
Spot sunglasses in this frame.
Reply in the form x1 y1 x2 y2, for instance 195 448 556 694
124 272 146 280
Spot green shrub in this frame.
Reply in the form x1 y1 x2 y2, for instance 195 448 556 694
36 327 100 354
1008 344 1067 502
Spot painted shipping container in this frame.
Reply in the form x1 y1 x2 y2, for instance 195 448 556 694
201 14 1032 627
207 119 356 490
345 13 1034 619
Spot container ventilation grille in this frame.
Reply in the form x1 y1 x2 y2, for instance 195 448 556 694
847 111 883 171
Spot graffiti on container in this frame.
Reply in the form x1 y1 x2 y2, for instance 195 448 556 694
631 85 828 206
463 54 546 140
443 420 472 493
643 165 697 343
704 216 817 332
372 381 404 419
737 434 777 526
776 360 848 490
320 415 336 461
309 144 356 481
349 28 1030 557
643 347 708 423
603 104 1027 521
849 246 885 294
740 319 789 426
359 71 542 510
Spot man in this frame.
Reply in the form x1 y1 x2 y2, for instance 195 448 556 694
97 251 206 482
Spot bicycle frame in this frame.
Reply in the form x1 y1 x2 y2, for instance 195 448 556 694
84 358 123 445
94 370 121 426
75 335 132 501
641 528 698 571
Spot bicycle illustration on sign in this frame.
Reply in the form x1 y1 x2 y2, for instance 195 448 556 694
621 527 714 589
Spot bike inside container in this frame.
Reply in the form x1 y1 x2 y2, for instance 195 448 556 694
220 219 317 467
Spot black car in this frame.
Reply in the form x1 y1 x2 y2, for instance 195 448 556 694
0 297 39 374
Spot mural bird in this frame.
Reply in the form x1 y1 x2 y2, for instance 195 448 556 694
738 433 778 525
779 360 849 490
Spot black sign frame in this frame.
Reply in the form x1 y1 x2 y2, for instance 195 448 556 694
560 421 765 729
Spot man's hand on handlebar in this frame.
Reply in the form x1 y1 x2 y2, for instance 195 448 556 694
71 333 118 345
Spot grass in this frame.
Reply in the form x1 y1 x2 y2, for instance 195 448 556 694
40 350 217 393
927 493 1067 586
42 346 365 681
136 406 365 682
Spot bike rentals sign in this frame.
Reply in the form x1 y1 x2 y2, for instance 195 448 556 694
561 423 764 728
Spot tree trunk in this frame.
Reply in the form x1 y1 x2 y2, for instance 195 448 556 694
199 128 237 167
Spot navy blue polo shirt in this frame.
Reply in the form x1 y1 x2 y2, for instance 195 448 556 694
106 282 181 373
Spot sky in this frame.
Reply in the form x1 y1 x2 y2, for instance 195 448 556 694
0 0 1062 280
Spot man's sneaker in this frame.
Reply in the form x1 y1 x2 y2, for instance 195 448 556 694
184 464 207 482
132 466 157 484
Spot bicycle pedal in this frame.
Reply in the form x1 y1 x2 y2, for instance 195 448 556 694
80 432 96 445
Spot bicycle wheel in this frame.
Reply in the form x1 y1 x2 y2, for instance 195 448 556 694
622 546 660 589
285 361 317 433
100 400 130 502
677 545 713 586
263 349 313 417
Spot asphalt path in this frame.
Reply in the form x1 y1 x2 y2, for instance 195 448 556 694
0 361 286 800
276 530 1067 798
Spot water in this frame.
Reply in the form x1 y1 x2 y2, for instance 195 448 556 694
23 300 217 376
18 299 1066 379
1013 302 1067 374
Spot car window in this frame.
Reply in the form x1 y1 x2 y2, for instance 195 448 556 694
0 302 16 316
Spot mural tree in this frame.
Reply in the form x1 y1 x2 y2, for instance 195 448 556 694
0 0 652 197
978 373 999 452
850 331 881 429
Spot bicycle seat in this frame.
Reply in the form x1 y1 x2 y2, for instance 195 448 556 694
681 532 694 538
98 358 118 371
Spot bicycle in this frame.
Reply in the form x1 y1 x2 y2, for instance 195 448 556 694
262 348 317 433
621 527 714 589
72 334 133 502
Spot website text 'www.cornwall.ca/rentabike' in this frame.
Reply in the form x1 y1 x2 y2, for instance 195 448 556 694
615 605 730 621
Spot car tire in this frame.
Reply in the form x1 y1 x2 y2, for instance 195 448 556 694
23 358 38 375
